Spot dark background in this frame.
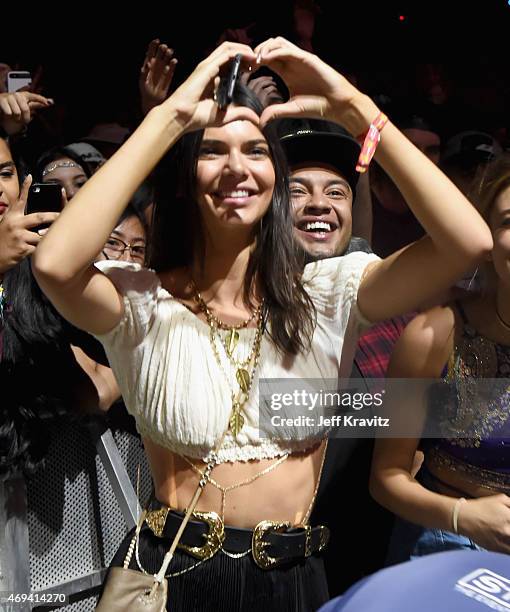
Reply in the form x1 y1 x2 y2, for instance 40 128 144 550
2 1 509 143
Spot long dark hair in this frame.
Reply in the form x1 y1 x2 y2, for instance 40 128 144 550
0 258 76 478
0 134 76 479
149 81 315 355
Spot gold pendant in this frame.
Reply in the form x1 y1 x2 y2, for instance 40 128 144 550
226 329 239 356
229 409 245 437
236 368 250 393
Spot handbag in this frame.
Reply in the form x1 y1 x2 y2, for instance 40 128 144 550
95 567 167 612
95 435 226 611
95 510 168 612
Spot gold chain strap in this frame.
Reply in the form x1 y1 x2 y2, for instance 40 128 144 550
302 439 329 526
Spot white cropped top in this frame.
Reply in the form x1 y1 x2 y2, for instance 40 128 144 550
93 252 379 463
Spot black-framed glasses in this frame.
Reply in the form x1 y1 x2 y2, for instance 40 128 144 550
102 237 146 263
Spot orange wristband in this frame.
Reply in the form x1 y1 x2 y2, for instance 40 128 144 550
355 112 388 173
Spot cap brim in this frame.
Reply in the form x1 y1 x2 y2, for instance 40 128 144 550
280 132 360 195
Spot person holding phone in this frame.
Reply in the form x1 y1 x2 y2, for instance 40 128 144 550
0 128 116 482
0 129 71 478
33 39 492 610
0 131 59 274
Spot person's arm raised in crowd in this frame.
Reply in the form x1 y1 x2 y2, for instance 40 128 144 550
369 307 510 554
0 91 53 135
32 42 259 336
254 37 493 323
139 39 178 116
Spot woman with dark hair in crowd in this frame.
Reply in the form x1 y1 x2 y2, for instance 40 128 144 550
33 39 491 610
36 142 104 200
370 154 510 562
0 128 103 478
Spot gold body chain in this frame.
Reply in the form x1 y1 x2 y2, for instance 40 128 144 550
134 280 329 578
181 453 291 521
136 439 329 578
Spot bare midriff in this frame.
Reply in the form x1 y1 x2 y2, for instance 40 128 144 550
143 436 327 528
427 460 508 499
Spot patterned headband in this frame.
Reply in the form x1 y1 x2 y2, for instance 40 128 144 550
42 160 82 177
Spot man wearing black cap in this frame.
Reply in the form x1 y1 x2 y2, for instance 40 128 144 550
279 118 370 261
279 120 394 596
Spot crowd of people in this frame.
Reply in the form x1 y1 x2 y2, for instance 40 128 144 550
1 8 509 611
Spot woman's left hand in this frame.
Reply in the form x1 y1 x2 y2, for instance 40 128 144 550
253 37 365 129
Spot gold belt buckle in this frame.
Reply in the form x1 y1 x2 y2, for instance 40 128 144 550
252 520 291 569
145 507 169 538
177 510 225 560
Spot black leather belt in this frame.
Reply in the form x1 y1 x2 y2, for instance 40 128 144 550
144 501 330 569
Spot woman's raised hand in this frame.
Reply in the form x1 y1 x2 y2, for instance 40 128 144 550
0 176 59 273
139 39 178 115
253 36 367 131
0 91 53 135
162 42 259 133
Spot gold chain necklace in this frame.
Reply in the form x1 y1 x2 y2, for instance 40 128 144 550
192 283 264 437
193 285 259 331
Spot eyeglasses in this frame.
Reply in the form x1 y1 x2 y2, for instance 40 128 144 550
102 237 146 263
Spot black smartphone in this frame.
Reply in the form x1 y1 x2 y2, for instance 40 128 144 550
26 183 62 231
216 54 243 110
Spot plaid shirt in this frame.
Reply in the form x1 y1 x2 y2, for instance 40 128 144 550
354 313 416 379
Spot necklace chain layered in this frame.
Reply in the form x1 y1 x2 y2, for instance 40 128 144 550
191 281 264 437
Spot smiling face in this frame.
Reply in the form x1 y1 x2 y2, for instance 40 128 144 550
195 120 275 240
42 157 88 200
0 138 19 219
290 163 353 259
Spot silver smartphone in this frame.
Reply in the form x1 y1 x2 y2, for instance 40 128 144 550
7 71 32 93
